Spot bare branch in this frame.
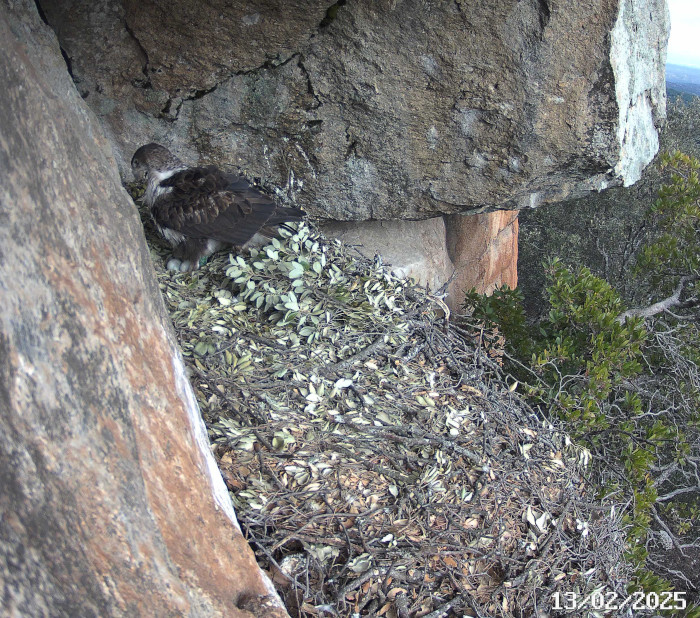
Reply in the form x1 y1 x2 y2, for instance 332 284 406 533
657 486 700 502
651 506 688 558
617 275 699 323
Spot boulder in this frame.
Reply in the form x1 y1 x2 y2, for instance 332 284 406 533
39 0 669 220
321 218 454 293
446 210 519 309
323 211 519 311
0 4 286 616
37 0 669 301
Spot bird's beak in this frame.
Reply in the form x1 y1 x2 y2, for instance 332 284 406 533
132 166 147 183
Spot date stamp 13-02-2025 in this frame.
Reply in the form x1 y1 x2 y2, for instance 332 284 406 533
552 590 688 613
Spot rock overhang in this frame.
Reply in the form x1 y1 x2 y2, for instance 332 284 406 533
39 0 670 220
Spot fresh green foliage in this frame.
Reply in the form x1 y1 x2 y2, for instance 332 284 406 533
466 260 647 437
464 151 700 607
636 151 700 293
224 224 409 345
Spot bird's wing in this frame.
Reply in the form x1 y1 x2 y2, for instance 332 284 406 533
151 166 279 245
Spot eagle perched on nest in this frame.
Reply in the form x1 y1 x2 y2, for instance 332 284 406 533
131 143 304 271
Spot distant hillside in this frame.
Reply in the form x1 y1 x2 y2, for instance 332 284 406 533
666 63 700 99
667 88 698 104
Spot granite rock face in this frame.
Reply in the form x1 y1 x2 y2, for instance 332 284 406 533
323 211 519 311
0 4 286 616
446 211 519 308
40 0 669 220
37 0 669 300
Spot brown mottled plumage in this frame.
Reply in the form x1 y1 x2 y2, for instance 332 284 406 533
131 143 304 271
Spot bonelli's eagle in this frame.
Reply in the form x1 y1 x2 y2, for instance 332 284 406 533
131 143 304 271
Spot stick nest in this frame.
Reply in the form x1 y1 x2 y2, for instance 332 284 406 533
133 189 632 618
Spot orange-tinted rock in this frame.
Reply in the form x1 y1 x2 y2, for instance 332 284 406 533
0 5 286 617
445 211 519 312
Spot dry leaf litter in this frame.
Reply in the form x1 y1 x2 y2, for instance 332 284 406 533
130 186 633 618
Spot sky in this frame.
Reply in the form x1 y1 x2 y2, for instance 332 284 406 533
667 0 700 67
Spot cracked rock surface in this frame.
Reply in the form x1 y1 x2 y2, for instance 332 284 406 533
1 3 288 615
39 0 669 221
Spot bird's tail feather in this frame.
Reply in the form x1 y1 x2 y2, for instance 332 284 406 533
266 206 305 227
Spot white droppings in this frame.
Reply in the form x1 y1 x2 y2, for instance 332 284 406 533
241 13 260 26
294 142 317 178
171 349 288 615
170 354 240 530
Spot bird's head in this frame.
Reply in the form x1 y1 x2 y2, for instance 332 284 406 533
131 143 184 181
